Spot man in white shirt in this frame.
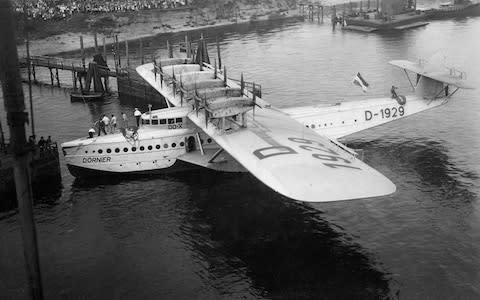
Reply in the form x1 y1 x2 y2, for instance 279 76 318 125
102 114 110 131
134 108 142 127
110 114 117 133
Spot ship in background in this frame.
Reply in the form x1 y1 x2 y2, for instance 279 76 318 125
425 0 480 18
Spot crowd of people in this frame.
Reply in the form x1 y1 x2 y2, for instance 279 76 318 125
15 0 188 21
89 108 142 138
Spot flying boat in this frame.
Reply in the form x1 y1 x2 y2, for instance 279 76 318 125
61 44 474 203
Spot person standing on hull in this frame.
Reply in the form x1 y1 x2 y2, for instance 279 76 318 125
102 114 110 133
110 114 117 133
97 117 106 136
134 108 141 127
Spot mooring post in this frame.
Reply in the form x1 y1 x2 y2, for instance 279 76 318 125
0 1 44 298
32 64 36 82
80 35 85 68
72 64 77 90
55 68 60 87
94 32 98 53
49 68 54 86
216 37 222 69
125 40 129 67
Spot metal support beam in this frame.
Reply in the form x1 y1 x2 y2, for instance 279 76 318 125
208 148 224 163
195 132 204 155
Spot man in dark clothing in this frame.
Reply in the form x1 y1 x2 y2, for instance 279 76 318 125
38 136 46 150
98 118 106 136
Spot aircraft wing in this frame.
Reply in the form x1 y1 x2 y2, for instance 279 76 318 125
137 63 395 202
389 60 475 89
283 95 448 139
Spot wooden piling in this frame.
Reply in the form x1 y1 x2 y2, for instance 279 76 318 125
216 37 222 69
49 68 54 86
32 64 36 82
321 6 324 22
72 64 77 90
94 32 98 53
125 40 129 67
55 68 60 87
80 35 85 68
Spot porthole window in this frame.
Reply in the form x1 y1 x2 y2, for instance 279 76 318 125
306 125 309 128
180 142 185 147
115 148 120 153
98 149 103 154
123 147 128 152
85 150 88 154
311 124 315 129
140 146 145 151
172 143 176 148
324 123 327 126
132 147 136 152
107 149 111 153
93 150 96 153
207 138 212 143
156 145 160 149
164 144 168 148
354 119 357 122
148 145 153 150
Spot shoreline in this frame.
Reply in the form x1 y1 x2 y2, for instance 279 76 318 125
17 6 304 57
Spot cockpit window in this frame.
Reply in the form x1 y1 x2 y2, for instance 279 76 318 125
160 119 166 124
152 119 159 125
142 119 150 125
175 118 183 123
168 118 175 124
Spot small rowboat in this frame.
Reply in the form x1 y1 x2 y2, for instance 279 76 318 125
70 91 104 102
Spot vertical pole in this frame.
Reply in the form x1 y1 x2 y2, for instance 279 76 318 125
125 40 129 67
94 32 98 53
49 68 54 86
322 6 324 22
0 1 44 298
25 31 35 138
185 35 189 58
32 64 36 82
55 68 60 87
80 35 85 68
102 37 106 63
116 35 121 69
216 37 222 69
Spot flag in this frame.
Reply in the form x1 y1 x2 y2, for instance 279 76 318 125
352 72 369 93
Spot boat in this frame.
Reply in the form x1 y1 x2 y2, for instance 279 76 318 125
70 91 104 102
426 0 480 18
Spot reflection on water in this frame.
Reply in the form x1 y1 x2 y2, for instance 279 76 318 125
1 16 480 299
181 173 394 299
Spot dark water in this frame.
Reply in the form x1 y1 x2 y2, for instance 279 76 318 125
1 17 480 299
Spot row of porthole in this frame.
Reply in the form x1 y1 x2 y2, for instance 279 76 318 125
306 120 357 129
86 142 185 154
85 137 214 154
